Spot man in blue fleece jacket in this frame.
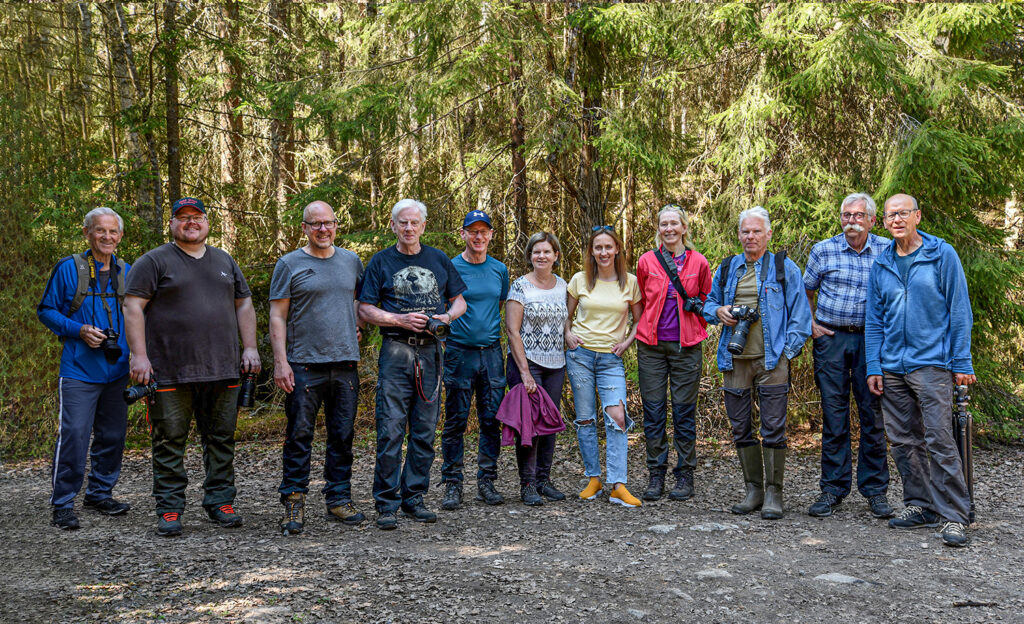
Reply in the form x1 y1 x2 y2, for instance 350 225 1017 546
866 194 976 548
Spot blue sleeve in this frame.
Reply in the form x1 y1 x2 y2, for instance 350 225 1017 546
500 263 510 302
783 258 812 360
357 255 383 304
941 244 974 374
803 244 822 291
865 264 884 377
703 263 726 325
37 258 83 339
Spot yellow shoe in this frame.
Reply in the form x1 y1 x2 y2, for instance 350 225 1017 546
609 484 642 507
579 477 603 501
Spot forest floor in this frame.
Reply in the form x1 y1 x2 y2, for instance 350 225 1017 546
2 436 1022 624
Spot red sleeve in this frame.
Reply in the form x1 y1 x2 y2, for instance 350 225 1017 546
697 254 713 301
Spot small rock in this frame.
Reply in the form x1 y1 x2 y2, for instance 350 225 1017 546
814 573 869 585
701 553 715 559
697 568 732 579
648 524 677 534
668 588 694 601
689 522 739 532
627 609 647 618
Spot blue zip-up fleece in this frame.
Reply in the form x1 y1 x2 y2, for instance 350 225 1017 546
865 230 973 377
703 251 812 372
37 251 131 383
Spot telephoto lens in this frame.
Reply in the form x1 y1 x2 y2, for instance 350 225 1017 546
426 318 450 338
726 305 760 355
123 381 157 405
683 296 704 316
238 372 257 408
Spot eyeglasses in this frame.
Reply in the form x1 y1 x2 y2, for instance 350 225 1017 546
303 220 338 230
883 208 919 223
592 225 615 233
174 215 207 224
841 211 868 221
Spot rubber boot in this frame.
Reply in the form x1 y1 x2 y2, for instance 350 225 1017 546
761 446 786 520
731 444 764 514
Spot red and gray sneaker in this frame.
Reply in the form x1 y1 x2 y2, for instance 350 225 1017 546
156 511 183 537
207 504 244 528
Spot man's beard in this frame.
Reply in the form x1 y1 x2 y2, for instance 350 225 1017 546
174 229 208 245
843 223 864 234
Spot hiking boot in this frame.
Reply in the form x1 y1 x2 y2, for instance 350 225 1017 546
940 521 970 547
401 502 437 523
731 444 763 515
156 511 183 537
84 497 131 516
280 493 305 536
808 491 841 518
642 474 665 501
475 479 504 506
52 507 80 531
376 511 397 531
668 473 695 501
760 446 786 520
207 503 244 528
536 480 566 502
441 481 463 510
327 502 365 526
520 484 544 506
579 477 603 501
868 494 895 519
888 505 940 530
608 484 642 508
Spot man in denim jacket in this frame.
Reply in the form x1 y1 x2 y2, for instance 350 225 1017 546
866 194 975 548
704 206 812 520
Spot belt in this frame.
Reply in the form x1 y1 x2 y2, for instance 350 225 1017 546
818 320 864 334
299 361 358 371
384 333 436 347
447 339 500 351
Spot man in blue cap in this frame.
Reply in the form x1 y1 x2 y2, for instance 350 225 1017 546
439 209 511 510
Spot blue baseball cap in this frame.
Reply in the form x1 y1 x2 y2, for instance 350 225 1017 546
462 210 492 229
172 197 206 215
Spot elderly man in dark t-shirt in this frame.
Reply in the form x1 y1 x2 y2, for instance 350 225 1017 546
358 198 467 530
124 197 260 537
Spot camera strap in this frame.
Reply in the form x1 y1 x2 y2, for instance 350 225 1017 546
655 247 692 300
88 254 116 330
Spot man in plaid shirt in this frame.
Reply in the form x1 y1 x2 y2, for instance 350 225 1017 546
803 192 894 520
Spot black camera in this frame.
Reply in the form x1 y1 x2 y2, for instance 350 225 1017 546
100 328 123 363
238 372 256 408
124 380 157 405
683 296 704 316
727 305 760 355
425 317 450 338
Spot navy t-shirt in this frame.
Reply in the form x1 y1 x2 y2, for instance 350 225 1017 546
895 246 921 283
358 245 467 322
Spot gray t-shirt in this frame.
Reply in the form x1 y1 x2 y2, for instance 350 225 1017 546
270 247 363 364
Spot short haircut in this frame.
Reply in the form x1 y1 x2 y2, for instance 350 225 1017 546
391 198 427 222
83 207 124 232
654 204 696 251
841 192 877 217
303 201 335 222
738 205 770 233
524 231 561 270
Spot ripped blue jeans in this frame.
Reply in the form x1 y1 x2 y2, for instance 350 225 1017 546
565 347 633 486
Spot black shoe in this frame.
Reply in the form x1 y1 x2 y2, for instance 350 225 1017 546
868 494 895 519
536 480 566 502
808 491 841 517
940 521 970 547
280 493 305 535
642 474 665 501
441 481 463 511
401 503 437 523
327 501 365 526
156 511 183 537
888 505 940 530
668 473 695 501
376 511 397 531
84 497 131 516
207 503 244 528
475 479 505 506
521 484 544 506
52 507 80 531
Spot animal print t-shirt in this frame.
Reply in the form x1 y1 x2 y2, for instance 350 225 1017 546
358 244 467 321
507 274 568 369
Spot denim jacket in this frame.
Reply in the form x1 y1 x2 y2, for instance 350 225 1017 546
702 251 812 372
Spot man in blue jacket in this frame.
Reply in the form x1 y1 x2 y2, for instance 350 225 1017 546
704 206 812 520
37 207 132 530
866 194 975 548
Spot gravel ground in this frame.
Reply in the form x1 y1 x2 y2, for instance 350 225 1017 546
2 436 1022 624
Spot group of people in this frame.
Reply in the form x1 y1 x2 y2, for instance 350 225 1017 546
37 190 977 548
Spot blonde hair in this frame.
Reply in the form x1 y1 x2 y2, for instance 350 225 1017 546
654 204 695 250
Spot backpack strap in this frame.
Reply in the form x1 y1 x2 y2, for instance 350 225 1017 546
774 249 787 299
718 254 735 304
67 252 91 314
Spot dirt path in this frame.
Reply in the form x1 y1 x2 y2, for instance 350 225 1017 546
2 440 1021 623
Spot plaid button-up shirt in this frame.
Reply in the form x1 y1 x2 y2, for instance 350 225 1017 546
803 232 890 327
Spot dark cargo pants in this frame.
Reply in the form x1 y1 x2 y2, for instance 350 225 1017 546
637 340 701 479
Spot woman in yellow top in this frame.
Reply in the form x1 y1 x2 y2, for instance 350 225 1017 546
564 226 643 506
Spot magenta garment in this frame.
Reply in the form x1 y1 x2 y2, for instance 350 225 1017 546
497 383 566 447
656 252 686 342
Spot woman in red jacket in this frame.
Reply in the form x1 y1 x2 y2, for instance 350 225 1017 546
635 205 712 502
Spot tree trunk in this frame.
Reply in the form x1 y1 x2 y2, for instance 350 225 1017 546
1006 193 1020 250
269 0 293 253
509 43 528 275
163 0 181 205
216 0 243 251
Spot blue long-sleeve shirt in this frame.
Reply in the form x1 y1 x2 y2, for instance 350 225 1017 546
865 230 973 377
703 251 812 372
37 251 131 383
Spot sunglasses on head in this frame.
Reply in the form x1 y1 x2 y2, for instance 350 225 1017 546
592 225 615 233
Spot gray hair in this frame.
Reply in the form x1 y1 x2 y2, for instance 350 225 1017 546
391 198 427 222
841 192 877 217
738 205 770 233
83 207 124 232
